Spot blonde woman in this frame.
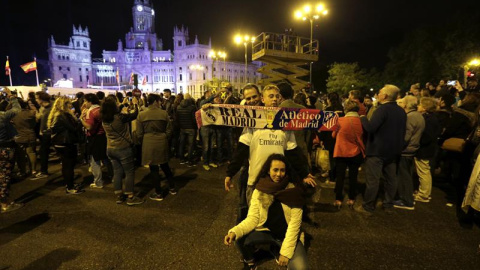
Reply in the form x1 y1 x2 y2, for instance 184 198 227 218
47 96 83 194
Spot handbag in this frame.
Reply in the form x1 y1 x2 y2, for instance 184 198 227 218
441 138 467 153
316 146 330 172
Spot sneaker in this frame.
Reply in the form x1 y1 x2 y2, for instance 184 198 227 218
149 192 164 201
169 188 177 195
354 205 373 216
209 163 218 168
90 183 104 189
414 195 430 203
179 159 187 164
116 194 127 204
187 161 196 167
1 202 24 214
66 187 85 195
126 196 145 206
203 165 210 171
31 172 48 180
393 200 415 210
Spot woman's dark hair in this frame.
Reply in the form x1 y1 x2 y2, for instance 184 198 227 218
327 92 342 110
116 92 124 101
100 96 118 123
293 93 307 107
84 93 100 105
255 154 292 184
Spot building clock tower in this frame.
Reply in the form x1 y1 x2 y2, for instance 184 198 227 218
126 0 161 50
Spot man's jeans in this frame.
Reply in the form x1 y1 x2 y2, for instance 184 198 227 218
107 147 135 195
178 129 196 161
397 156 415 206
216 128 233 163
363 156 398 211
200 126 215 165
235 231 308 270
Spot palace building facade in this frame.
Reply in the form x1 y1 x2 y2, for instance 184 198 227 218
47 0 260 98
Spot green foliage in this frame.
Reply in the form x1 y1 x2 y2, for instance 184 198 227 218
326 62 382 95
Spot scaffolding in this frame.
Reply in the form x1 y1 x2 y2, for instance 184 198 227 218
252 32 319 91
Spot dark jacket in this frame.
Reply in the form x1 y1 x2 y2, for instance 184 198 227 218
176 99 197 130
12 109 37 144
416 113 441 159
361 101 407 160
0 98 20 143
49 112 80 145
103 110 138 149
439 104 477 143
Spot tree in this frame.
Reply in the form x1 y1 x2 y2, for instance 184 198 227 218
384 10 480 89
326 62 382 95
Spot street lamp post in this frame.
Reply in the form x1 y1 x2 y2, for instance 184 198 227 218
234 34 255 84
294 3 328 85
209 50 226 90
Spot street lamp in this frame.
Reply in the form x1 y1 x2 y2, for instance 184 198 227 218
234 34 255 84
294 3 328 84
464 58 480 87
217 51 227 81
209 50 226 91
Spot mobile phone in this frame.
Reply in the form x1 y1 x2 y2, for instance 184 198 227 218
447 80 456 86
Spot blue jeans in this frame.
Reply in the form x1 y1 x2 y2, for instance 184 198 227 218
216 128 233 163
178 129 196 161
363 156 398 211
90 156 103 186
200 126 215 165
107 147 135 195
235 231 308 270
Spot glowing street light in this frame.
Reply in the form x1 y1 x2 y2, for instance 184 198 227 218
234 34 255 83
294 3 329 84
464 58 480 86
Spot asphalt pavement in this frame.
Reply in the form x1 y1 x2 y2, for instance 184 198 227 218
1 159 480 270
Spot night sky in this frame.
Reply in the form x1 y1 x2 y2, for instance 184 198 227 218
0 0 477 87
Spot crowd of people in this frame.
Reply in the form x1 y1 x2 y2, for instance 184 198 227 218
1 77 479 269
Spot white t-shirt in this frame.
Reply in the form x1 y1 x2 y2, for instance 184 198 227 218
239 128 297 185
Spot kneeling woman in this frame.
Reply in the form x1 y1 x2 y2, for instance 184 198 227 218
224 154 308 270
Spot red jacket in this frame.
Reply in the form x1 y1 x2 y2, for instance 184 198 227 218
332 113 365 158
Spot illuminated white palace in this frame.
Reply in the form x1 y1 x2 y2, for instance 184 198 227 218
47 0 260 98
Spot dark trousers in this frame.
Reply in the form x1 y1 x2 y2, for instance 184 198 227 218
334 154 363 201
363 156 398 211
39 134 51 174
397 156 415 206
178 129 196 161
55 144 77 189
149 164 174 193
237 166 249 224
0 146 15 203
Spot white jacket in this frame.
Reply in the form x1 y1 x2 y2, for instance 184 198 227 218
229 186 303 259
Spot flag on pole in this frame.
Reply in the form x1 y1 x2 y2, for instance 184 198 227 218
20 60 37 73
129 72 134 85
116 69 120 84
142 76 147 85
5 58 10 76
